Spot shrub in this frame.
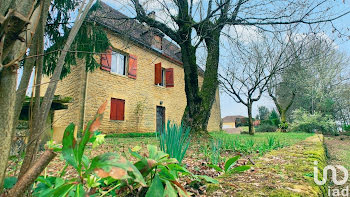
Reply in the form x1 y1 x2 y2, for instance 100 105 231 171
158 120 191 164
289 109 337 135
343 124 350 132
269 110 280 126
105 132 156 138
255 124 278 132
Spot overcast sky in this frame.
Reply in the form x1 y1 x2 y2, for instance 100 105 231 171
19 0 350 119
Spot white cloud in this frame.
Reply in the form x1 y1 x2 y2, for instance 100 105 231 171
222 25 263 43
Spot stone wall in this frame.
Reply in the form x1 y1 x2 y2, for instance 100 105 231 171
46 29 221 133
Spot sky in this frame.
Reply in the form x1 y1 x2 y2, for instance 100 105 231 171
101 0 350 118
19 0 350 119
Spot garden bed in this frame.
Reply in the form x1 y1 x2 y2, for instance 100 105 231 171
208 134 327 196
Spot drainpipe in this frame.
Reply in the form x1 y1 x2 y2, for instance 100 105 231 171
81 70 88 131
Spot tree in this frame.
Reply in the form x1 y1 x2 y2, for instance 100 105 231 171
220 30 306 135
257 106 270 121
0 0 44 190
0 0 100 192
121 0 350 135
267 33 308 127
284 35 349 123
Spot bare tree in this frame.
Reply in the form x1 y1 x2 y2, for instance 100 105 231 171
121 0 350 135
220 31 304 135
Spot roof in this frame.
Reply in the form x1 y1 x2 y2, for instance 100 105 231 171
87 1 204 75
222 115 246 123
87 2 204 75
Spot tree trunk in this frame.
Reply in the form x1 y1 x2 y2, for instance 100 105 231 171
180 39 203 134
7 150 56 197
280 109 287 123
247 103 254 135
0 0 41 190
18 0 50 178
0 67 17 191
18 0 93 179
181 29 221 136
199 30 220 131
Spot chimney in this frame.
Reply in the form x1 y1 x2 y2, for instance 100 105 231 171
148 11 156 20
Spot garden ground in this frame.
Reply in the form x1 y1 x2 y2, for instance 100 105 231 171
6 132 349 196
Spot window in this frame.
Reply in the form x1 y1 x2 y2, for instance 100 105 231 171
100 47 138 79
110 98 125 121
155 62 174 87
158 68 166 86
111 52 126 75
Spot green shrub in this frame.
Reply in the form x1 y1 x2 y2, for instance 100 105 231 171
289 109 337 135
158 121 191 164
343 124 350 132
260 119 273 125
105 132 156 138
255 124 278 132
269 110 280 126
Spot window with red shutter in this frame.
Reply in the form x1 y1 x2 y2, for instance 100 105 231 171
128 54 137 79
110 98 125 121
165 68 174 87
101 46 112 71
155 63 162 85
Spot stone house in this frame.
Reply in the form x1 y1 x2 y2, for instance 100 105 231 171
43 2 221 134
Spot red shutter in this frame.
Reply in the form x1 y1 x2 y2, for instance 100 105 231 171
116 99 125 120
100 46 112 71
110 98 117 120
155 63 162 84
165 68 174 87
128 54 137 79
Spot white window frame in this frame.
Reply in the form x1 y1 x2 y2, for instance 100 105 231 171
111 51 127 76
158 68 166 86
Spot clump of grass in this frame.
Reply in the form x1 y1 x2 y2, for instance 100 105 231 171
158 121 191 163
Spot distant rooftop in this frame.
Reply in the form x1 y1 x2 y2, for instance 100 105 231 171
222 115 246 123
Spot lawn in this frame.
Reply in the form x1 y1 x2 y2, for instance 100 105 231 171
210 131 314 156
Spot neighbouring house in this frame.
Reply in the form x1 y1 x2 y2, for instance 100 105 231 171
253 119 261 126
41 2 221 134
222 115 246 129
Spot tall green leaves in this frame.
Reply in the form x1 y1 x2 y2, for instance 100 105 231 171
158 121 191 163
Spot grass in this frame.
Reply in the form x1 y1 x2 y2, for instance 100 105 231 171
208 134 328 196
210 131 314 155
240 126 249 132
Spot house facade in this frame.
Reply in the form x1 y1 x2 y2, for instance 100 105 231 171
43 2 221 134
222 115 246 129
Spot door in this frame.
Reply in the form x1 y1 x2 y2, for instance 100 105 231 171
156 106 165 133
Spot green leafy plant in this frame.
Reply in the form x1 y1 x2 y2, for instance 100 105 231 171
278 122 289 131
128 145 218 196
33 101 146 196
209 155 250 175
158 120 191 163
290 109 337 135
